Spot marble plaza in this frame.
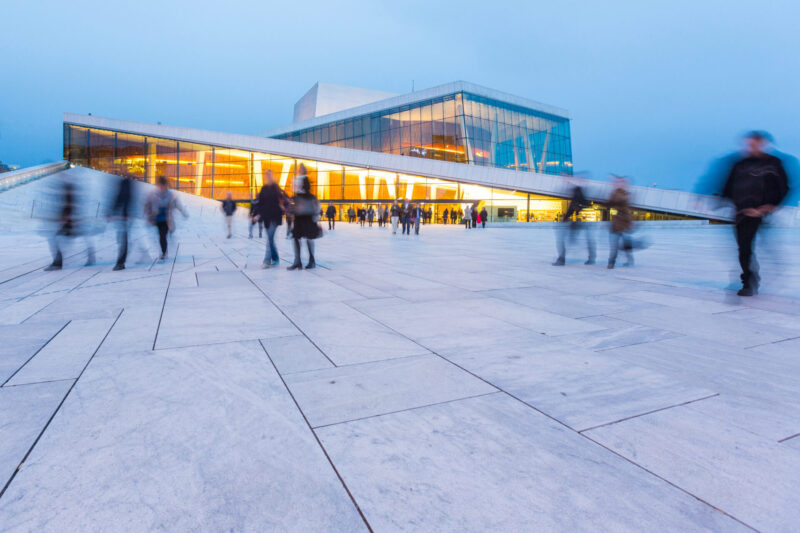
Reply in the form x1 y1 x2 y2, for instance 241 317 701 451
0 170 799 532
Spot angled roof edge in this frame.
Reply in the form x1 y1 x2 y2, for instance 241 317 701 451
64 113 748 223
260 81 571 138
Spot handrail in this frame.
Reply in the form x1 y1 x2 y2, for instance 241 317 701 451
0 161 69 192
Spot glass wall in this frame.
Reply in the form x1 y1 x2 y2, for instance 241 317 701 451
64 123 690 223
273 91 573 176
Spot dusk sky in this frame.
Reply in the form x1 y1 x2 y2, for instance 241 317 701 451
2 0 798 192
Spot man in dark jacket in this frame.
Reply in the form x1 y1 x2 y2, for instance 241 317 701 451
257 170 284 268
325 204 336 230
722 131 790 296
553 182 596 266
110 176 133 270
221 192 237 238
480 207 488 228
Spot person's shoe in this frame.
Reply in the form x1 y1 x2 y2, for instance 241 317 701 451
624 261 634 267
737 286 754 297
261 262 271 269
160 253 167 261
85 255 96 267
585 259 596 265
227 235 232 239
113 264 125 271
44 264 62 271
305 261 316 269
552 258 565 266
287 263 302 271
607 263 615 269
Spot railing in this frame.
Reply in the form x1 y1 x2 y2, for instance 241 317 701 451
0 161 69 192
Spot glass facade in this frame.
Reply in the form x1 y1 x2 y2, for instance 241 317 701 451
273 92 573 175
63 123 690 223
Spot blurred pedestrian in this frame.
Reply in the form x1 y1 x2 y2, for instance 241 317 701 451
390 201 400 234
347 206 355 223
249 198 262 239
221 191 236 238
144 177 187 261
288 167 321 270
401 201 411 235
109 176 133 270
257 169 284 268
606 176 633 269
721 131 790 296
443 208 449 224
471 204 478 228
367 206 375 227
463 205 472 229
44 178 95 270
480 206 488 228
325 204 336 230
553 181 596 266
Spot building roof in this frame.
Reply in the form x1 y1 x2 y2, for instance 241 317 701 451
262 81 571 138
65 112 800 225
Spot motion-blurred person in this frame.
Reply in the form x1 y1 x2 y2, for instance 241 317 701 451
553 181 596 266
606 176 633 269
377 205 385 227
249 198 262 239
480 206 488 228
463 205 471 229
221 191 236 238
442 208 449 224
721 131 789 296
390 201 400 234
325 204 336 230
367 206 375 227
426 207 433 224
347 206 356 223
144 177 187 261
401 201 411 235
109 175 133 270
288 167 321 270
471 205 478 228
44 178 95 270
412 204 422 235
257 169 284 268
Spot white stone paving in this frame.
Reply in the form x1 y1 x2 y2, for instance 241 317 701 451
0 168 799 531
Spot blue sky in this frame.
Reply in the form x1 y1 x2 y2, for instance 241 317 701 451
1 0 798 192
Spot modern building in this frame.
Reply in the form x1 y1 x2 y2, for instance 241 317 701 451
61 81 753 224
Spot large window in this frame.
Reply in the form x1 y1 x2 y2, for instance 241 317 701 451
274 92 572 175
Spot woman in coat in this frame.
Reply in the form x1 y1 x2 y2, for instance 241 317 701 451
144 177 187 260
606 176 634 269
288 164 321 270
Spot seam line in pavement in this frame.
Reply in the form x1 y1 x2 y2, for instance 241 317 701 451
343 303 757 532
258 339 373 533
0 308 123 500
152 245 179 350
242 271 338 367
778 432 800 443
311 391 501 430
1 321 71 387
577 393 720 433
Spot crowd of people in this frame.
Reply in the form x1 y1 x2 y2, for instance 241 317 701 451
42 131 791 297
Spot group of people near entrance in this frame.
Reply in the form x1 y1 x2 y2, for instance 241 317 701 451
552 131 789 296
46 131 789 297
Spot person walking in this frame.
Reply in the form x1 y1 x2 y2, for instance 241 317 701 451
553 181 596 266
144 177 187 261
377 205 384 227
722 131 790 296
221 191 236 238
463 205 471 229
606 176 634 269
452 209 459 224
442 208 449 224
109 176 133 270
480 206 488 228
471 204 478 228
325 204 336 230
287 167 321 270
347 206 355 223
390 201 401 234
401 201 411 235
367 206 375 227
256 169 285 268
249 198 263 239
44 178 95 270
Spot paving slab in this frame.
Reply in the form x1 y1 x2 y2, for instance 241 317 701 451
444 343 715 431
585 403 800 532
261 334 334 374
0 380 73 490
0 321 66 383
6 317 117 386
284 354 496 427
317 393 747 532
0 341 366 532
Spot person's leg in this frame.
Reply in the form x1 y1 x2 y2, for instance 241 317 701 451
157 222 168 257
47 233 63 269
623 233 634 266
554 223 567 265
607 232 619 268
116 222 128 268
391 216 398 234
305 240 316 269
288 237 302 269
258 219 263 238
249 220 253 238
585 224 596 264
736 217 761 290
264 223 278 266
